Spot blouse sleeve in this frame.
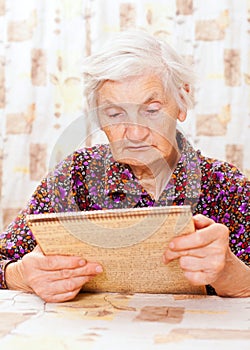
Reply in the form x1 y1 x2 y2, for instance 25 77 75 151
0 152 79 288
198 159 250 266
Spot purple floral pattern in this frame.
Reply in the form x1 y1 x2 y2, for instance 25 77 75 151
0 133 249 288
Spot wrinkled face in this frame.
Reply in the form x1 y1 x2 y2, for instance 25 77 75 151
97 75 185 169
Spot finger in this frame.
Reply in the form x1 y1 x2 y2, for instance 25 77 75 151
163 245 207 264
43 289 81 303
183 271 218 286
179 255 225 273
169 223 228 251
34 275 93 302
162 249 183 263
44 290 81 303
50 262 103 281
32 245 43 253
37 255 88 271
193 214 215 229
163 238 228 264
163 253 224 286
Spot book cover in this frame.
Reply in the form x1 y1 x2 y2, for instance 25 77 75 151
27 206 206 295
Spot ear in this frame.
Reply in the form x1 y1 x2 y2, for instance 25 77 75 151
177 83 190 122
177 110 187 122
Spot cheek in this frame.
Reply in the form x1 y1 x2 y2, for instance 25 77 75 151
153 134 170 149
103 125 124 142
151 129 175 152
151 118 174 139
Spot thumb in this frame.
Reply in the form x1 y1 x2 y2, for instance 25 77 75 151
193 214 215 229
33 244 44 254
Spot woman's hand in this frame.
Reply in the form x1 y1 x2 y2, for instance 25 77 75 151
5 246 103 302
162 214 229 287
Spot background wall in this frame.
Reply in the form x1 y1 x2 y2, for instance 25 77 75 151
0 0 249 230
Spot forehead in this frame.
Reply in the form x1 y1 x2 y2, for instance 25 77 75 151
97 74 166 106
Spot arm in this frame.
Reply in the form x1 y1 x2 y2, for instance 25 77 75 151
211 248 250 297
1 152 103 302
0 156 75 289
166 159 249 297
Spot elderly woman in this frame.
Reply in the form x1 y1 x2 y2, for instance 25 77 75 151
1 31 249 302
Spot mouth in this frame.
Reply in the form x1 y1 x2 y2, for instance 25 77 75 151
126 145 152 151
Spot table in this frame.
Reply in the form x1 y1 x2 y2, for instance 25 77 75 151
0 290 249 350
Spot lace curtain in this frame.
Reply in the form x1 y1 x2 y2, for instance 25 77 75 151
0 0 249 229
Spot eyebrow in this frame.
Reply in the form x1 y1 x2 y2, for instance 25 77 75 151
99 93 162 107
143 93 161 104
99 99 118 107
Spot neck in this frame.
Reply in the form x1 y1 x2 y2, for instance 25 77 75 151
130 147 180 200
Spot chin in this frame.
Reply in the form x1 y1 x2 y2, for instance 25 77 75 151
116 157 145 166
116 154 161 168
111 147 166 168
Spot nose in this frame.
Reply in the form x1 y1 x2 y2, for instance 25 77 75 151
125 123 150 142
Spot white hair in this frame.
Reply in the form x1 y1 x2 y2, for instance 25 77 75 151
82 30 196 114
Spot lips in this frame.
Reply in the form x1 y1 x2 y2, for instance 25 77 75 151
126 145 152 151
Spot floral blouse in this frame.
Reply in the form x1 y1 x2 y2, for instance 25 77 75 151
0 132 249 289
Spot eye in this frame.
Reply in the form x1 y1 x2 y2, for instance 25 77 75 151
142 102 162 117
105 107 126 118
147 108 158 114
109 112 123 118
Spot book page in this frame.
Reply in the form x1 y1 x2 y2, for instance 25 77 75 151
27 206 206 295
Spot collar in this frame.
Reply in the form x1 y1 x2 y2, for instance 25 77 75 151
103 130 202 204
103 150 146 196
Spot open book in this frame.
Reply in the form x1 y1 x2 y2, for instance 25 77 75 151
27 205 206 295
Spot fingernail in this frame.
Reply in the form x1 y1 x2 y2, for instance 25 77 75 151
193 214 201 221
169 242 175 249
79 259 86 266
95 265 103 273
